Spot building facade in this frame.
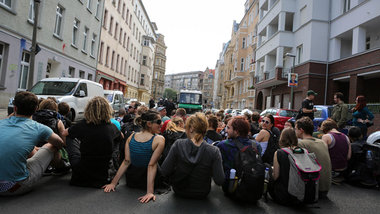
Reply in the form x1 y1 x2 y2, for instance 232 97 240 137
0 0 104 107
152 33 167 100
254 0 380 110
164 71 203 93
97 0 157 104
202 68 215 109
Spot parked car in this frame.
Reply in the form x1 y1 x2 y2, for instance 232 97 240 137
241 109 253 115
231 109 242 116
224 108 233 116
29 78 103 122
260 108 298 130
104 90 125 116
289 105 333 131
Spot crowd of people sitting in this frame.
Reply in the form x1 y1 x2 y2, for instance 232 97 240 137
0 91 378 206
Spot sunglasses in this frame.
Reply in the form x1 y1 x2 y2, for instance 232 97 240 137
262 120 270 124
151 119 162 125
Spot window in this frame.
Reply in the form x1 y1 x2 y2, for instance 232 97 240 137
130 43 133 56
88 74 93 81
103 9 108 28
72 19 80 46
19 52 31 89
240 58 244 71
109 16 114 34
0 0 11 9
296 44 303 64
69 66 75 77
140 74 144 85
111 51 115 70
114 22 118 39
95 0 101 18
105 46 110 66
142 55 147 66
126 9 129 24
87 0 92 11
343 0 350 13
119 28 123 44
122 3 125 18
117 0 121 12
79 71 85 79
127 36 130 51
123 33 126 47
91 34 96 56
116 54 119 72
82 27 89 52
99 42 104 63
28 0 35 22
242 38 246 49
0 43 5 85
128 66 131 80
54 5 64 37
133 23 135 36
366 37 370 50
120 57 123 74
124 60 127 76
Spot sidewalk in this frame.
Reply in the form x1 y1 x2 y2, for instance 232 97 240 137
0 108 8 120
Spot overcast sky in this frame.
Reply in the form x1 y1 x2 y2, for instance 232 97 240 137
144 0 247 74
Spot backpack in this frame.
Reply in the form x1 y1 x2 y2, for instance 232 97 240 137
282 147 321 204
261 129 279 164
295 108 303 120
232 139 265 202
204 136 214 144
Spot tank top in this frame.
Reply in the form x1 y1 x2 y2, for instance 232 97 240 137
129 133 155 167
328 132 349 170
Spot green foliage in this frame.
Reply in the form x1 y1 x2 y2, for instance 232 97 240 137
163 88 178 101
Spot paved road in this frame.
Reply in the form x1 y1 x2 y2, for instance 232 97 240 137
0 108 7 120
0 174 379 214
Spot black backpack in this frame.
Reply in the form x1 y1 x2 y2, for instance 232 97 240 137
232 139 265 202
261 129 279 165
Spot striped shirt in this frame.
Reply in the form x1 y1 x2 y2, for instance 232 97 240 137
129 134 155 167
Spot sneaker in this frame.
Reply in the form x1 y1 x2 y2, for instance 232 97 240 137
43 166 54 176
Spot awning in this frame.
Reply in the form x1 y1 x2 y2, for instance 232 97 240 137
97 73 115 82
119 81 127 86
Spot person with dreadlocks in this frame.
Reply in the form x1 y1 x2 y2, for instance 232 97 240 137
63 96 122 188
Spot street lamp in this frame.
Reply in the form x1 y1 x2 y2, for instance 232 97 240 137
285 53 296 109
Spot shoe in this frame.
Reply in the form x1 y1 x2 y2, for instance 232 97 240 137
43 166 54 176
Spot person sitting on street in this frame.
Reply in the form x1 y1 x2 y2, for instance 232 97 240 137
283 120 294 130
116 108 126 126
220 114 232 140
161 113 225 199
296 117 332 198
161 117 187 163
63 96 122 188
204 115 223 144
321 119 351 184
58 102 72 128
103 110 165 204
0 91 63 196
269 128 300 205
255 114 279 164
250 111 261 136
216 116 261 193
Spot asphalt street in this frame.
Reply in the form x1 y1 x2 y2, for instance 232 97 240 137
0 174 379 214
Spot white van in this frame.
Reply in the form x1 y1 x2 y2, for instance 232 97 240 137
29 78 104 121
104 90 125 116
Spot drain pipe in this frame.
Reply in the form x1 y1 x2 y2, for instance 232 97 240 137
324 0 332 105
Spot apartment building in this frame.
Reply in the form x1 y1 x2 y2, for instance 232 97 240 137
152 33 167 100
213 42 229 109
202 68 215 109
254 0 380 110
0 0 104 107
164 71 203 92
97 0 157 103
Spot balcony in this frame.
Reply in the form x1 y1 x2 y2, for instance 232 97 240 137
256 31 294 61
258 0 296 34
248 89 255 98
255 67 287 89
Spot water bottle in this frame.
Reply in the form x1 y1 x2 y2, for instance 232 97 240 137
263 167 270 195
367 150 374 169
264 167 270 181
229 169 236 193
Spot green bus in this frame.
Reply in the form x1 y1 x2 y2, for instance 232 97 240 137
178 90 203 115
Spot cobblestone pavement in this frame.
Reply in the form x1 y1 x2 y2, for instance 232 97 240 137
0 108 7 120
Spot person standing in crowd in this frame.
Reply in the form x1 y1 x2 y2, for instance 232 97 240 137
269 128 299 205
204 115 223 143
103 110 165 204
161 113 225 199
161 117 187 163
123 101 141 124
352 95 374 138
331 92 349 130
321 119 351 184
220 114 233 140
299 90 317 120
116 108 126 126
216 116 261 193
255 114 279 164
64 97 122 188
161 108 187 134
0 91 64 195
283 120 294 130
157 107 170 123
250 111 261 136
149 97 155 109
216 112 225 133
296 117 331 198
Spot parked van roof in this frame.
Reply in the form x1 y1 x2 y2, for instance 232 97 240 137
40 78 103 88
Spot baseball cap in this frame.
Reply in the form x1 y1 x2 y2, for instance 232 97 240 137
157 107 165 112
307 90 318 96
